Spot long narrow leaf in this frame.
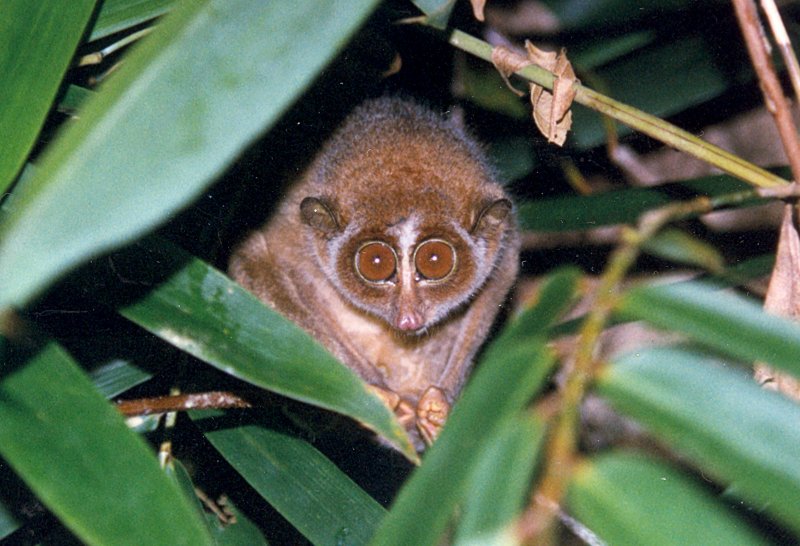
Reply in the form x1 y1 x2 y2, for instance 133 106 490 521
116 239 415 458
194 411 385 546
453 415 545 546
0 0 96 193
370 341 554 545
0 0 380 309
568 452 768 546
597 347 800 534
0 338 212 545
619 280 800 379
89 0 174 41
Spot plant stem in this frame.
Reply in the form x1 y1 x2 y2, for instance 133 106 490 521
518 193 751 544
116 390 256 416
448 29 789 189
733 0 800 183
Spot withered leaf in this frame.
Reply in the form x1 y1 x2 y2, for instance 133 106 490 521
525 41 577 146
470 0 486 21
755 202 800 399
490 45 532 97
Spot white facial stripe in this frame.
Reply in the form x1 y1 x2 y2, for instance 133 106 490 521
387 215 419 287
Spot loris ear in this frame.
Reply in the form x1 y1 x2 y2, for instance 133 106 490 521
300 197 340 233
471 198 512 234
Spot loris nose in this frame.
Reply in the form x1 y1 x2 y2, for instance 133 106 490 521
396 310 424 331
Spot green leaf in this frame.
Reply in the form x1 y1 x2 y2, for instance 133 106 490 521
641 228 725 273
0 0 96 194
0 0 380 310
517 187 672 232
89 0 174 41
516 173 761 234
571 34 752 148
0 493 20 541
193 411 384 546
0 339 212 545
454 415 544 546
597 348 800 535
410 0 458 29
619 280 800 379
569 452 768 546
370 341 554 545
58 84 95 116
115 239 415 458
498 266 582 345
537 0 693 30
89 358 151 398
206 498 270 546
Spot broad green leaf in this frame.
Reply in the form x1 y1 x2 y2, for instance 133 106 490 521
641 228 725 273
568 452 767 546
193 411 384 546
619 280 800 379
0 0 380 310
598 348 800 534
90 0 174 41
115 239 414 458
0 339 212 545
370 341 554 545
411 0 457 29
454 415 544 546
0 0 96 194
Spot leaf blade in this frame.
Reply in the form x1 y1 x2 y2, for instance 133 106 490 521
598 347 800 534
194 411 385 546
0 339 212 546
0 0 96 193
0 0 380 309
569 452 768 546
116 239 415 458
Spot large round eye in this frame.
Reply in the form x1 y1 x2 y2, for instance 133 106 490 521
414 239 455 281
355 242 397 283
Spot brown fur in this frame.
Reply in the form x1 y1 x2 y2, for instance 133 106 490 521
229 97 520 449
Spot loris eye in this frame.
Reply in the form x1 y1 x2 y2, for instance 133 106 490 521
355 241 397 283
414 239 456 281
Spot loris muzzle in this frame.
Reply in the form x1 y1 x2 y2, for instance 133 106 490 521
229 97 520 450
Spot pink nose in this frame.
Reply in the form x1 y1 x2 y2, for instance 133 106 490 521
396 311 424 331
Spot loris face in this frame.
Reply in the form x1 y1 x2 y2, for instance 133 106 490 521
299 193 511 335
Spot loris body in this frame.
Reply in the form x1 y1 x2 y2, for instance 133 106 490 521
229 98 519 449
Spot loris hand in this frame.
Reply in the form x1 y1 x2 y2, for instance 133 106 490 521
416 386 450 446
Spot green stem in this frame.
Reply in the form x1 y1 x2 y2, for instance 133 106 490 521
448 29 789 189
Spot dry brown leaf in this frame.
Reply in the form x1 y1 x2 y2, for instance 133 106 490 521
755 201 800 399
525 41 577 146
470 0 486 21
490 45 532 97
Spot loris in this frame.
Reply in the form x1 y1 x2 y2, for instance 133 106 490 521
229 97 519 450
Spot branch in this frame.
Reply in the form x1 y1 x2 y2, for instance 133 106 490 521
447 30 789 189
733 0 800 182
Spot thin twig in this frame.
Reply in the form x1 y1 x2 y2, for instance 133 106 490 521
447 29 789 188
760 0 800 108
116 390 256 416
733 0 800 182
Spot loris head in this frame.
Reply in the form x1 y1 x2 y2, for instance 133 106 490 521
297 97 517 334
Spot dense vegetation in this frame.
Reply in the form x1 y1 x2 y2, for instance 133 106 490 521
2 1 800 544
